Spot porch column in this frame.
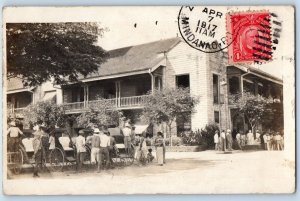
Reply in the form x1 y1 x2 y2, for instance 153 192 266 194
240 76 244 94
83 85 89 108
150 73 154 94
115 81 121 107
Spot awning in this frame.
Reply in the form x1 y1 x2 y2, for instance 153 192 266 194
43 91 56 101
134 125 149 135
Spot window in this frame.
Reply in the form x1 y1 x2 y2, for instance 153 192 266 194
176 74 190 88
229 76 240 94
214 111 220 123
72 87 84 102
213 74 219 104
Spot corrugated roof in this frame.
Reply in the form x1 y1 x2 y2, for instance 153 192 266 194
80 37 181 80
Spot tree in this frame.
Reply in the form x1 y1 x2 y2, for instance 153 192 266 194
7 23 109 87
141 88 198 145
262 102 284 132
76 99 123 128
230 92 273 134
23 101 66 130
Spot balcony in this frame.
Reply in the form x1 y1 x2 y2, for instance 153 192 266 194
63 95 149 114
7 107 26 118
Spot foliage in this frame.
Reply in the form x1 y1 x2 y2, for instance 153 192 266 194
180 124 219 148
230 92 273 132
76 99 122 128
23 101 66 129
262 102 284 132
170 136 183 146
7 23 109 87
141 88 199 138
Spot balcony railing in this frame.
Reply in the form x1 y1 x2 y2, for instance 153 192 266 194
63 95 149 113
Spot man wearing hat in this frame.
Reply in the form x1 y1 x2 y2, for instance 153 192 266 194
122 122 132 154
90 128 101 172
7 121 24 152
75 130 86 172
32 128 42 177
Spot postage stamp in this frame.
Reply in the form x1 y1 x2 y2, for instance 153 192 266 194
226 11 273 64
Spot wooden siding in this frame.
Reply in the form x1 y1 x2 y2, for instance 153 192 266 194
167 42 210 131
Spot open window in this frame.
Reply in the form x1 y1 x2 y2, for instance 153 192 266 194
176 74 190 89
213 74 219 104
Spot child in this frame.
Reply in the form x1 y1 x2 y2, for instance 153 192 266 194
147 148 154 163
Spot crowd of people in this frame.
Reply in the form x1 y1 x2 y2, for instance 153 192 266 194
214 129 284 152
7 121 167 177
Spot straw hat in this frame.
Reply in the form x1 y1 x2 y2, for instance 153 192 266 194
93 128 100 133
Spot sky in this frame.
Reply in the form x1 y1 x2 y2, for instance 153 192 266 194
4 6 294 79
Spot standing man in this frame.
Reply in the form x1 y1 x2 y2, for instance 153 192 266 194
226 129 233 151
107 131 116 168
99 130 110 171
247 130 254 145
122 122 132 154
32 129 42 177
75 130 86 172
236 131 242 150
256 130 261 143
263 132 269 150
90 128 101 172
220 130 226 151
214 131 219 151
7 121 24 152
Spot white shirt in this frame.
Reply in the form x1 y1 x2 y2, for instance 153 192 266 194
49 136 55 150
236 133 241 140
221 132 226 139
99 134 110 147
122 127 132 137
7 127 23 137
75 135 86 153
214 134 219 143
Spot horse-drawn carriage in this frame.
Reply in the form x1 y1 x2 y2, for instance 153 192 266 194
8 128 92 174
48 128 91 171
108 127 135 167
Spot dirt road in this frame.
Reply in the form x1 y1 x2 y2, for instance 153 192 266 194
4 150 295 194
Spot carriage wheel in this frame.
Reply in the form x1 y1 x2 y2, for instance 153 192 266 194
12 150 23 174
124 156 134 166
49 148 64 172
111 157 125 168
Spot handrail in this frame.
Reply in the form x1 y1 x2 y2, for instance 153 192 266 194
63 95 149 112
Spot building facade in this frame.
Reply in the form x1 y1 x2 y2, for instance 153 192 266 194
7 38 283 136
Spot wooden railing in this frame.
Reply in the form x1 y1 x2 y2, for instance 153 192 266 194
14 107 26 113
63 95 149 113
63 102 85 112
119 95 148 107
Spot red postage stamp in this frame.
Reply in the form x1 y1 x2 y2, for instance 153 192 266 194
227 11 272 63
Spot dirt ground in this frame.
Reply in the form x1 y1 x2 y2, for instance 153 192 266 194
4 150 295 194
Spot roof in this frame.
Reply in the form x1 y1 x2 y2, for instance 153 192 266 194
80 37 181 80
6 77 34 92
234 63 283 85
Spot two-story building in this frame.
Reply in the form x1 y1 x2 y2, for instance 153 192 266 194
59 37 283 136
6 37 283 136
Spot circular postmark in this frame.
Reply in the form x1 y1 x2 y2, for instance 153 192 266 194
178 6 233 53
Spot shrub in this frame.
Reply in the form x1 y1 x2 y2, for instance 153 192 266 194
180 123 219 149
171 137 183 146
200 124 219 149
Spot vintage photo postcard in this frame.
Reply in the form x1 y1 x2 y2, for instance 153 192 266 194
2 6 295 195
